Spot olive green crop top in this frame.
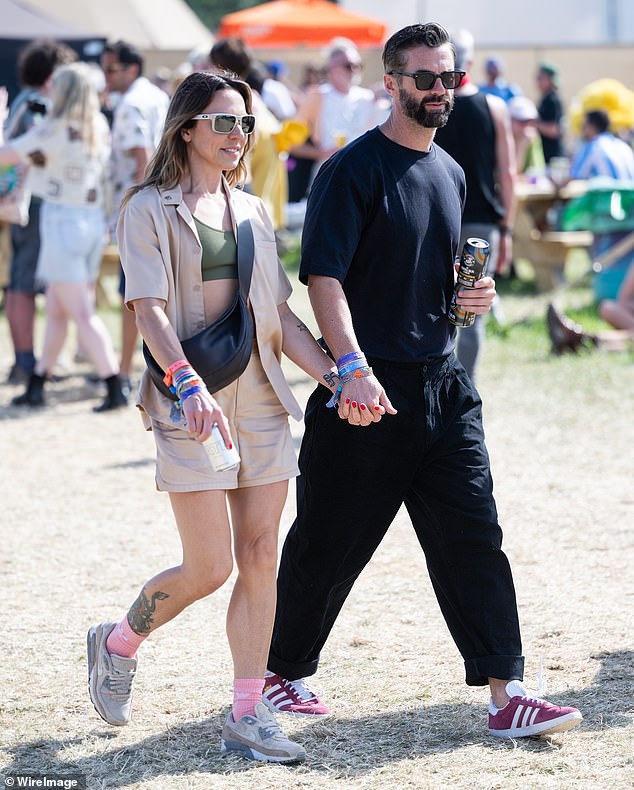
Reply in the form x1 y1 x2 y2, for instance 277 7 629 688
193 216 238 281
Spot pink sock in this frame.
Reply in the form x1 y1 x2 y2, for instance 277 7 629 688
232 678 264 721
106 616 147 658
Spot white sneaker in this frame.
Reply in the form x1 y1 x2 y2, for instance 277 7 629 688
87 622 137 726
220 702 306 762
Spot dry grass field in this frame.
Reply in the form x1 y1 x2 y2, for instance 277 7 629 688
0 273 632 789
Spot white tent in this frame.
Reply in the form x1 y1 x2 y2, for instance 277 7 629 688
0 0 104 100
22 0 213 69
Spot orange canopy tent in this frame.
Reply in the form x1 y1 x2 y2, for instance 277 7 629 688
217 0 388 49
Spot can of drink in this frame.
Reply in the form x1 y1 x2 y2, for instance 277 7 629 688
448 237 491 327
202 424 241 472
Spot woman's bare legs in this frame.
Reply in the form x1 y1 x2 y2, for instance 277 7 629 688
226 481 288 678
35 281 119 378
125 489 234 634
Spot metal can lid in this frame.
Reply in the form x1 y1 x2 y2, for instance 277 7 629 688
466 237 489 248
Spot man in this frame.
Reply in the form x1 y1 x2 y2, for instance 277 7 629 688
263 22 582 739
535 62 565 164
479 55 522 103
570 109 634 181
434 29 517 382
101 40 169 390
4 39 75 384
287 40 377 199
568 109 634 310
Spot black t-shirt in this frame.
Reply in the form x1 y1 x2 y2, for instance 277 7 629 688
299 128 465 362
538 91 564 162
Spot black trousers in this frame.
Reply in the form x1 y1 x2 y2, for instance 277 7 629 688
269 354 524 686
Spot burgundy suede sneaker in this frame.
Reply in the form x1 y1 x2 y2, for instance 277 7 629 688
489 680 582 738
262 674 331 718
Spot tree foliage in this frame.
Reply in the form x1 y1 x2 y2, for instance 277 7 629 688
184 0 337 32
183 0 262 32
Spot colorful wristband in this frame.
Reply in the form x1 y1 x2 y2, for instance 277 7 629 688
163 359 190 387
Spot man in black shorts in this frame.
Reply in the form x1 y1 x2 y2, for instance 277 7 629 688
262 22 582 739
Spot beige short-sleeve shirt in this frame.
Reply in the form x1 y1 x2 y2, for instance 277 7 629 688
117 180 302 428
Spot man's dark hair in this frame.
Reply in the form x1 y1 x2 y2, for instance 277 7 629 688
18 39 76 88
104 40 144 75
585 110 610 135
382 23 454 73
210 38 252 80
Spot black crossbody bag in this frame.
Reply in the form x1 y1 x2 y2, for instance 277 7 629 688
143 218 255 400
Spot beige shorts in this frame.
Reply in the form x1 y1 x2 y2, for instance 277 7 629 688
151 347 299 492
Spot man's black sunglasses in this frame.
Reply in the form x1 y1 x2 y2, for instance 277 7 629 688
387 70 466 91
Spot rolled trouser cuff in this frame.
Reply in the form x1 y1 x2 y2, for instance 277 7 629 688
465 654 525 686
267 650 320 681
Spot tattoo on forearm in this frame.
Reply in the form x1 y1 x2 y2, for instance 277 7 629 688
323 372 340 389
296 320 308 332
127 587 170 635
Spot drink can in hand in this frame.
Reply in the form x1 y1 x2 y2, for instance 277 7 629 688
448 237 490 327
202 424 241 472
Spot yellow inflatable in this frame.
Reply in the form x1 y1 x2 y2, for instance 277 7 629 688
568 78 634 137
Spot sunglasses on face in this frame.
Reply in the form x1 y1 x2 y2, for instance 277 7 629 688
191 113 256 135
387 70 466 91
103 64 129 74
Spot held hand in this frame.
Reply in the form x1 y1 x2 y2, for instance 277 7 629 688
337 374 397 426
456 276 497 314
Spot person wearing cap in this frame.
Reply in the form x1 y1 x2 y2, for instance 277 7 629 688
480 55 522 103
508 96 545 175
535 62 565 163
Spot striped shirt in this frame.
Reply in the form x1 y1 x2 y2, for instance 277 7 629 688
570 133 634 180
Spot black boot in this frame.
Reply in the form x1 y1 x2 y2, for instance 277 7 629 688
93 374 129 412
12 372 46 406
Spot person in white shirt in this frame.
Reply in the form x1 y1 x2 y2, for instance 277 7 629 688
570 109 634 180
0 63 128 411
288 41 377 192
101 40 170 389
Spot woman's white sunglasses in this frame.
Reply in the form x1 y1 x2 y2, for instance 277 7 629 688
192 113 256 134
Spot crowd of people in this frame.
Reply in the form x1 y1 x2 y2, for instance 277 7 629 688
5 15 634 766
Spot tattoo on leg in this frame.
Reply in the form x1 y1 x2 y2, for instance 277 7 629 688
296 320 308 332
127 588 170 635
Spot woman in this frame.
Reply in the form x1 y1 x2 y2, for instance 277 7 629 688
0 63 128 411
86 72 340 763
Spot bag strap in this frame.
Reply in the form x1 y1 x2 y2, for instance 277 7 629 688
236 218 255 302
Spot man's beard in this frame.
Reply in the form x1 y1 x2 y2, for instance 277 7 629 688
399 89 454 128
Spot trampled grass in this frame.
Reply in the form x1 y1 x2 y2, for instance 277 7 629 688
1 249 632 789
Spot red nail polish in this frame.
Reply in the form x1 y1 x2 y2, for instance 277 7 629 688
351 401 357 408
345 398 350 405
228 442 233 449
359 403 366 410
374 406 381 411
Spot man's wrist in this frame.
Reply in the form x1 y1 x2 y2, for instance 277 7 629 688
499 224 513 236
